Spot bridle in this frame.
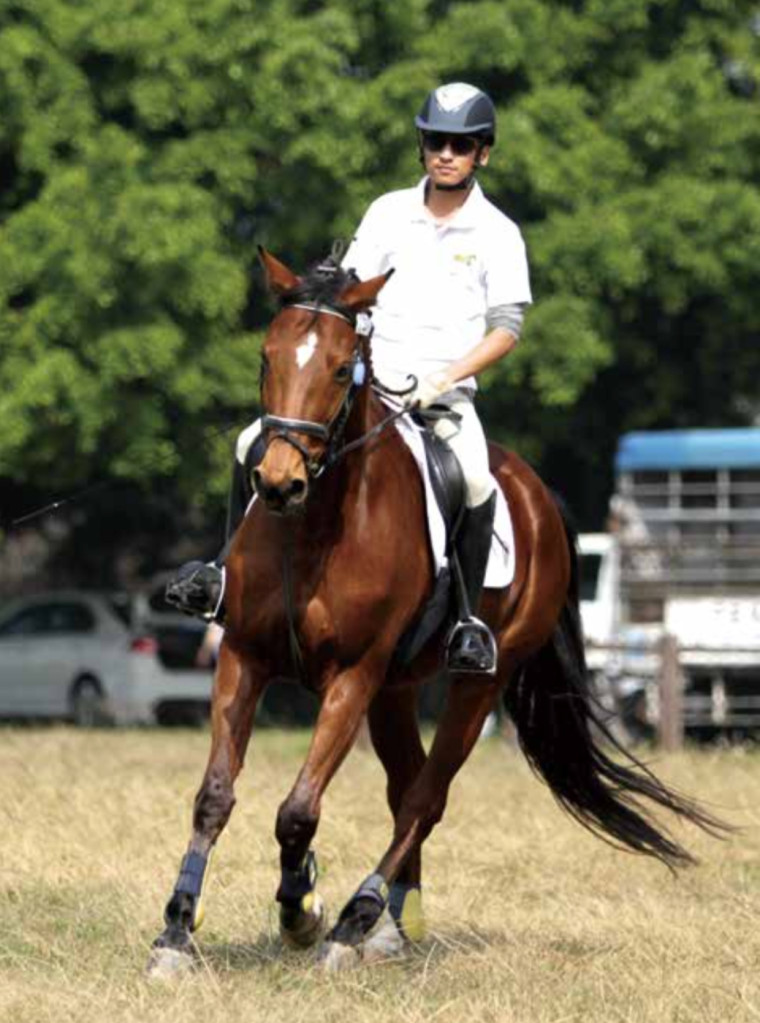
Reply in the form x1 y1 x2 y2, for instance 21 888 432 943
260 302 373 479
257 287 414 686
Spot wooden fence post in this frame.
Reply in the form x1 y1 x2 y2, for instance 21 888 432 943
657 633 684 751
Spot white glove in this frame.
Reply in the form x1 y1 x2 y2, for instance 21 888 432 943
406 371 454 409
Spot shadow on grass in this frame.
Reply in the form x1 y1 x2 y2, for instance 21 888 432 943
200 931 301 972
196 923 515 977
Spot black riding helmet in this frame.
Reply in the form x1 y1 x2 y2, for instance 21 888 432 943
415 82 496 146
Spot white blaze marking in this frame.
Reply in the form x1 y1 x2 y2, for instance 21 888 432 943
296 332 318 369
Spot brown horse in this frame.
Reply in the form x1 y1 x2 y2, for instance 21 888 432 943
148 250 722 975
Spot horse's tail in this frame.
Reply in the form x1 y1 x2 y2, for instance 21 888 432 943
503 500 728 869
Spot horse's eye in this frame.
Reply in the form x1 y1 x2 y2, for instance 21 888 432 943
334 364 351 384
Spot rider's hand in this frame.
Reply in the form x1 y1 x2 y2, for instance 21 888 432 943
407 370 455 409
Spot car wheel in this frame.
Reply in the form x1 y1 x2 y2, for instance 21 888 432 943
70 677 109 727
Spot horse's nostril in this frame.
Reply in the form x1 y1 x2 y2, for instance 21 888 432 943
290 479 306 498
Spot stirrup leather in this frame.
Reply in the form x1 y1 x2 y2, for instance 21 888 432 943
445 615 497 675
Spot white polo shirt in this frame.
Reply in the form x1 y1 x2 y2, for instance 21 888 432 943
343 177 532 391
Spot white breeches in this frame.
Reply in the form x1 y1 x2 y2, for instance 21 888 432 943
431 394 496 509
236 419 263 464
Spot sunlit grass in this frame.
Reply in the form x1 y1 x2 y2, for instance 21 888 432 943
1 726 759 1022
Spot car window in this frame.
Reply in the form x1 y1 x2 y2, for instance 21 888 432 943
47 603 96 634
0 602 96 637
0 606 52 636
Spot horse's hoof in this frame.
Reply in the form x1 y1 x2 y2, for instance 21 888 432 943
280 893 327 949
318 940 362 973
361 908 405 964
145 945 196 980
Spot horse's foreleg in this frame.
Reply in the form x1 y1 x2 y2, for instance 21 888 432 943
275 667 377 949
325 676 499 961
147 642 265 976
366 686 427 943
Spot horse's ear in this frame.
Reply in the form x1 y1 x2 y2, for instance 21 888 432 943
339 269 395 312
258 246 301 295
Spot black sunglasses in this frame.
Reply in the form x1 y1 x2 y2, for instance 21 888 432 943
421 132 480 156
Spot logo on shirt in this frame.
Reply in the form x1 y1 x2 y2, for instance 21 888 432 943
453 253 477 267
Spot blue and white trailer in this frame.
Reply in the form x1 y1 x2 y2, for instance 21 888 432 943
581 428 760 734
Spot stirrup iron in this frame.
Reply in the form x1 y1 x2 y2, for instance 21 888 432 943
445 615 497 675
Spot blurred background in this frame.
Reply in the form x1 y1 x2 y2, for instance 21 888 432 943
0 0 758 735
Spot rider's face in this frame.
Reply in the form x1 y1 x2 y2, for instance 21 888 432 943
422 133 490 188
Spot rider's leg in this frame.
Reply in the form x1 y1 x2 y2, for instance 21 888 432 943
165 421 263 620
432 396 498 674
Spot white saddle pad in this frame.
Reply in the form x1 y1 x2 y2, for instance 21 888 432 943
394 415 515 590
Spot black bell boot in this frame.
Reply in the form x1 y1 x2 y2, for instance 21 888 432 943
446 491 498 675
165 561 226 622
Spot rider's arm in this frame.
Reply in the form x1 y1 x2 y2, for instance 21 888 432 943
416 303 527 404
442 325 518 388
439 223 532 390
444 301 528 384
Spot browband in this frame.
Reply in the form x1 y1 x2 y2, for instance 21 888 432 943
279 300 374 338
283 302 354 326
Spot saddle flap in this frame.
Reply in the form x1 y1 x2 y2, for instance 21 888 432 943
417 428 465 546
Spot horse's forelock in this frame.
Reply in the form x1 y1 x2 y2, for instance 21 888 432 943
279 259 359 310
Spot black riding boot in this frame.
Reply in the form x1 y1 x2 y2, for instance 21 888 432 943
165 560 226 622
165 439 260 622
446 491 498 675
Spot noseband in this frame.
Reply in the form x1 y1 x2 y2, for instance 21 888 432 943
260 303 371 479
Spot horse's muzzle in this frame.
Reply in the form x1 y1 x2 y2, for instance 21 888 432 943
252 466 308 515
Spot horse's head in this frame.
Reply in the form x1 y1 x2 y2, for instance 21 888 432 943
253 248 392 515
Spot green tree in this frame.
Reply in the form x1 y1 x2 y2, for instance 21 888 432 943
1 0 758 574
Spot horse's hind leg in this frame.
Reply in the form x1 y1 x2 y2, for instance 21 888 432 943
365 686 427 949
323 674 500 966
147 643 266 977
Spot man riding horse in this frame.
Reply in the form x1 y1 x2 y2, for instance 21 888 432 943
149 84 725 976
167 82 531 676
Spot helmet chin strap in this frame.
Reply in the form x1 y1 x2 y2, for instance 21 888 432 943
432 174 475 192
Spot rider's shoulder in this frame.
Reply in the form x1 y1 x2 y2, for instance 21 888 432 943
364 184 421 219
476 189 524 239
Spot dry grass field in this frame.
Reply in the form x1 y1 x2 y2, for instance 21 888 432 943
1 724 760 1023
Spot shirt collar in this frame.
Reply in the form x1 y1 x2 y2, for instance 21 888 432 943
411 177 487 229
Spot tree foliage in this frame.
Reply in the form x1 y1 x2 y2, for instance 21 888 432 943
1 0 758 552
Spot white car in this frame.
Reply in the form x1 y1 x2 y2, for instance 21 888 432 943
0 591 213 726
